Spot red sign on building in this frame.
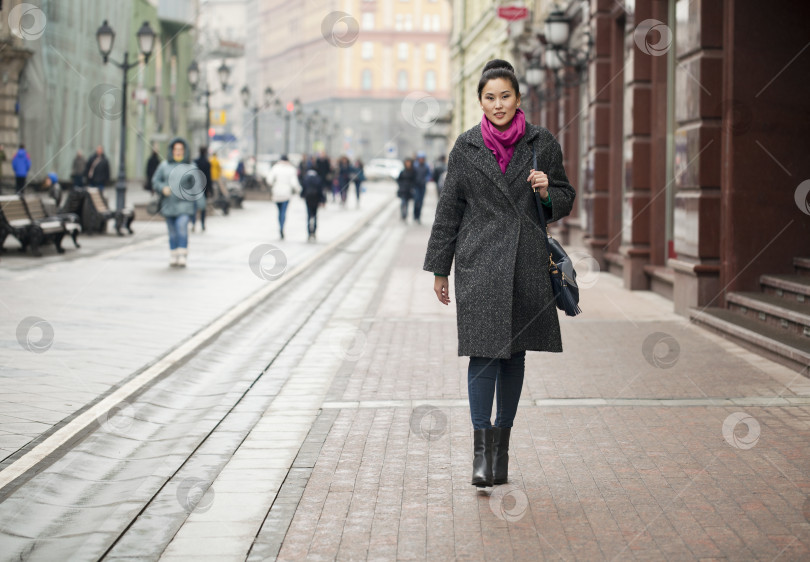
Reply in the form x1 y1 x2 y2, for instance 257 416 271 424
497 5 529 21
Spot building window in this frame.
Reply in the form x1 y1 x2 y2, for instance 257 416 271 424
404 14 413 30
423 14 431 31
362 69 373 90
362 12 375 30
398 43 409 61
425 70 436 92
397 70 408 91
425 43 436 61
395 14 403 30
432 14 440 31
362 41 374 59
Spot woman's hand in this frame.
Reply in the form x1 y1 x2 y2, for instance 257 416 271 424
162 185 172 197
434 276 451 305
527 169 549 200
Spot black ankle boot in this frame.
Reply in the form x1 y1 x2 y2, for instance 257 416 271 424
471 428 494 487
492 427 511 485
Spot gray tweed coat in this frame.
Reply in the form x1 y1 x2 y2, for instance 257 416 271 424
423 123 576 359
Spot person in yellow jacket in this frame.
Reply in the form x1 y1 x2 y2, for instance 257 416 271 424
210 152 222 185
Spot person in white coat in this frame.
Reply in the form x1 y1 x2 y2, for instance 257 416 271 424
268 155 301 240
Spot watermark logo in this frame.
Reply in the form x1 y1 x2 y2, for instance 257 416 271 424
98 401 136 436
176 478 215 514
401 92 441 129
641 332 680 369
568 251 601 289
88 84 124 120
722 411 760 450
248 244 288 281
333 326 368 362
716 99 753 136
168 163 207 201
633 19 672 56
489 485 529 522
16 316 54 353
321 12 360 48
409 405 448 441
795 180 810 216
9 3 46 40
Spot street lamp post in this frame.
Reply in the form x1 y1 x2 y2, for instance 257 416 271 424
95 19 156 213
281 98 300 155
241 85 275 166
188 59 231 146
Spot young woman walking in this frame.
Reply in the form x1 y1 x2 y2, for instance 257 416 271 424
423 60 576 487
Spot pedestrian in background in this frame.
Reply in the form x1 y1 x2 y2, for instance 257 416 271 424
193 146 212 232
433 154 447 197
151 137 198 267
71 150 86 188
268 155 300 240
85 145 110 194
145 144 161 192
412 151 431 224
301 166 326 242
12 144 31 193
353 158 365 208
424 59 576 488
336 155 352 206
0 145 6 180
315 150 331 194
43 173 62 206
397 158 416 222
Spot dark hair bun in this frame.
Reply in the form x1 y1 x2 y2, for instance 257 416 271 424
481 59 515 75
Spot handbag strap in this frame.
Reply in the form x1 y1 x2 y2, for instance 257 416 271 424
531 144 554 259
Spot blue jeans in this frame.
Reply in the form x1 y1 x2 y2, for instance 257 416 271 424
412 185 426 220
467 351 526 430
165 215 191 249
277 201 289 233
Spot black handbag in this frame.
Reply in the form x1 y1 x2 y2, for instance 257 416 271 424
531 145 581 317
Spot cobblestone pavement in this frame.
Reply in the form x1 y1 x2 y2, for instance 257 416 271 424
0 183 393 465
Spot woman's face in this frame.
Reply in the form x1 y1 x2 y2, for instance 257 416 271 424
480 77 520 132
172 143 185 161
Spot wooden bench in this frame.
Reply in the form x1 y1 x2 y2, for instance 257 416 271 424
24 197 81 250
0 195 66 256
82 188 135 235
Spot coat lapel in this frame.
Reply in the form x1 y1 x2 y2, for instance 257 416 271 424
464 125 518 210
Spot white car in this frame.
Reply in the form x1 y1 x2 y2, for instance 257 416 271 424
365 158 404 181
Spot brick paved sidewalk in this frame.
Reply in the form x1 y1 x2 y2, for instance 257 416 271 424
266 194 810 560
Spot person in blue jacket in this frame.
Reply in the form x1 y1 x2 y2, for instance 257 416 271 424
151 137 201 267
12 145 31 193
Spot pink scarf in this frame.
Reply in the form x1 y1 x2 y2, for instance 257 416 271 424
481 108 526 174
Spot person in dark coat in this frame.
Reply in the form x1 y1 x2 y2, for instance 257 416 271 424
423 59 576 488
397 158 417 222
193 146 212 232
85 145 111 194
71 150 86 188
145 145 161 192
12 145 31 192
301 167 326 242
412 151 431 224
353 158 365 208
336 155 352 206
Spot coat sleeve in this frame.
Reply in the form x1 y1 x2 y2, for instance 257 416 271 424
543 138 576 224
152 161 168 193
423 146 466 276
